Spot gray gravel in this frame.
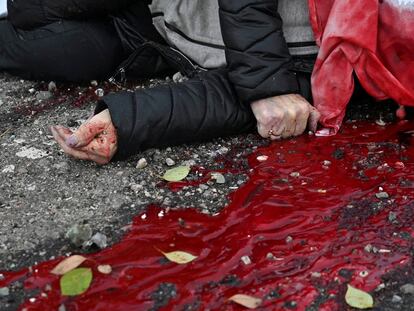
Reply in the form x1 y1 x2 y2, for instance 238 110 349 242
0 73 259 275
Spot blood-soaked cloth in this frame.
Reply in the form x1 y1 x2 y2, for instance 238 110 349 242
309 0 414 134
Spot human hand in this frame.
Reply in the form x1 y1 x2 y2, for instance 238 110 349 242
251 94 320 140
50 109 117 165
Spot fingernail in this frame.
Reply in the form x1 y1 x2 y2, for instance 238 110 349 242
66 135 78 147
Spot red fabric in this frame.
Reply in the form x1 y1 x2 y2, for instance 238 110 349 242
309 0 414 135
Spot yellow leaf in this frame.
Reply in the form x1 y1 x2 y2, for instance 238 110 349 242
159 249 197 264
97 265 112 275
51 255 87 276
345 285 374 309
229 294 262 309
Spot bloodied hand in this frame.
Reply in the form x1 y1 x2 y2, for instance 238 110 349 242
51 109 117 165
251 94 321 140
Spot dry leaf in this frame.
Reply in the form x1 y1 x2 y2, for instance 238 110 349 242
158 249 197 264
51 255 87 276
229 294 262 309
97 265 112 275
345 284 374 309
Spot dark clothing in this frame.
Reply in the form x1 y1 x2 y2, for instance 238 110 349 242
219 0 300 105
6 0 137 30
0 19 123 81
96 69 256 160
0 0 315 160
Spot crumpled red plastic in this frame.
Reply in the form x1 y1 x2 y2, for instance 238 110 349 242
309 0 414 135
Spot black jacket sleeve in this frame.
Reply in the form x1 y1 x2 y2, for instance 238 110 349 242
95 69 255 160
218 0 299 104
7 0 138 29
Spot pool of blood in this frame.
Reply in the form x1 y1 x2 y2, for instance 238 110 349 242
2 121 414 310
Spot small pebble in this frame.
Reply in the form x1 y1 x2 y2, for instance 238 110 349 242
392 294 402 303
165 158 176 166
286 236 293 243
2 165 15 174
87 232 108 249
136 158 148 169
364 244 373 253
376 192 389 199
48 81 57 92
290 172 300 178
400 284 414 295
266 253 275 260
0 287 9 297
95 88 104 97
241 255 252 265
257 155 269 162
311 272 322 278
211 172 226 184
388 211 398 222
322 160 332 166
65 223 93 247
90 80 98 87
173 72 184 83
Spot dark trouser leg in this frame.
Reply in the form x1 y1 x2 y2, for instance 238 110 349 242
0 19 124 82
95 68 256 160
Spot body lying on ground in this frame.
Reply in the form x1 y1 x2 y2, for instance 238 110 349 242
0 0 411 164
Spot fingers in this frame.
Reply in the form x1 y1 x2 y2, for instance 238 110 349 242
67 121 105 148
308 107 321 132
51 126 110 165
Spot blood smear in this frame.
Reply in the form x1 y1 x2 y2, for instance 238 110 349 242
2 121 414 311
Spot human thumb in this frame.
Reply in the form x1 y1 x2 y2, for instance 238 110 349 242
66 122 102 148
308 107 321 133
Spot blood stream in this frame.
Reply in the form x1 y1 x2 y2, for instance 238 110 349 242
2 121 414 310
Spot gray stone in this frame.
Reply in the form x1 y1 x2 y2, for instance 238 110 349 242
173 72 184 83
376 192 390 199
48 81 57 92
36 91 53 101
364 244 373 253
400 284 414 295
136 158 148 169
392 295 402 303
0 287 9 297
85 232 108 249
66 223 93 247
211 172 226 184
165 158 176 166
95 88 104 97
388 211 398 222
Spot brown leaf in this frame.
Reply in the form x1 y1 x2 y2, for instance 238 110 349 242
51 255 87 276
229 294 262 309
156 248 197 264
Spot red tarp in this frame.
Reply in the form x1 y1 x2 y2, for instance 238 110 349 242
309 0 414 135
